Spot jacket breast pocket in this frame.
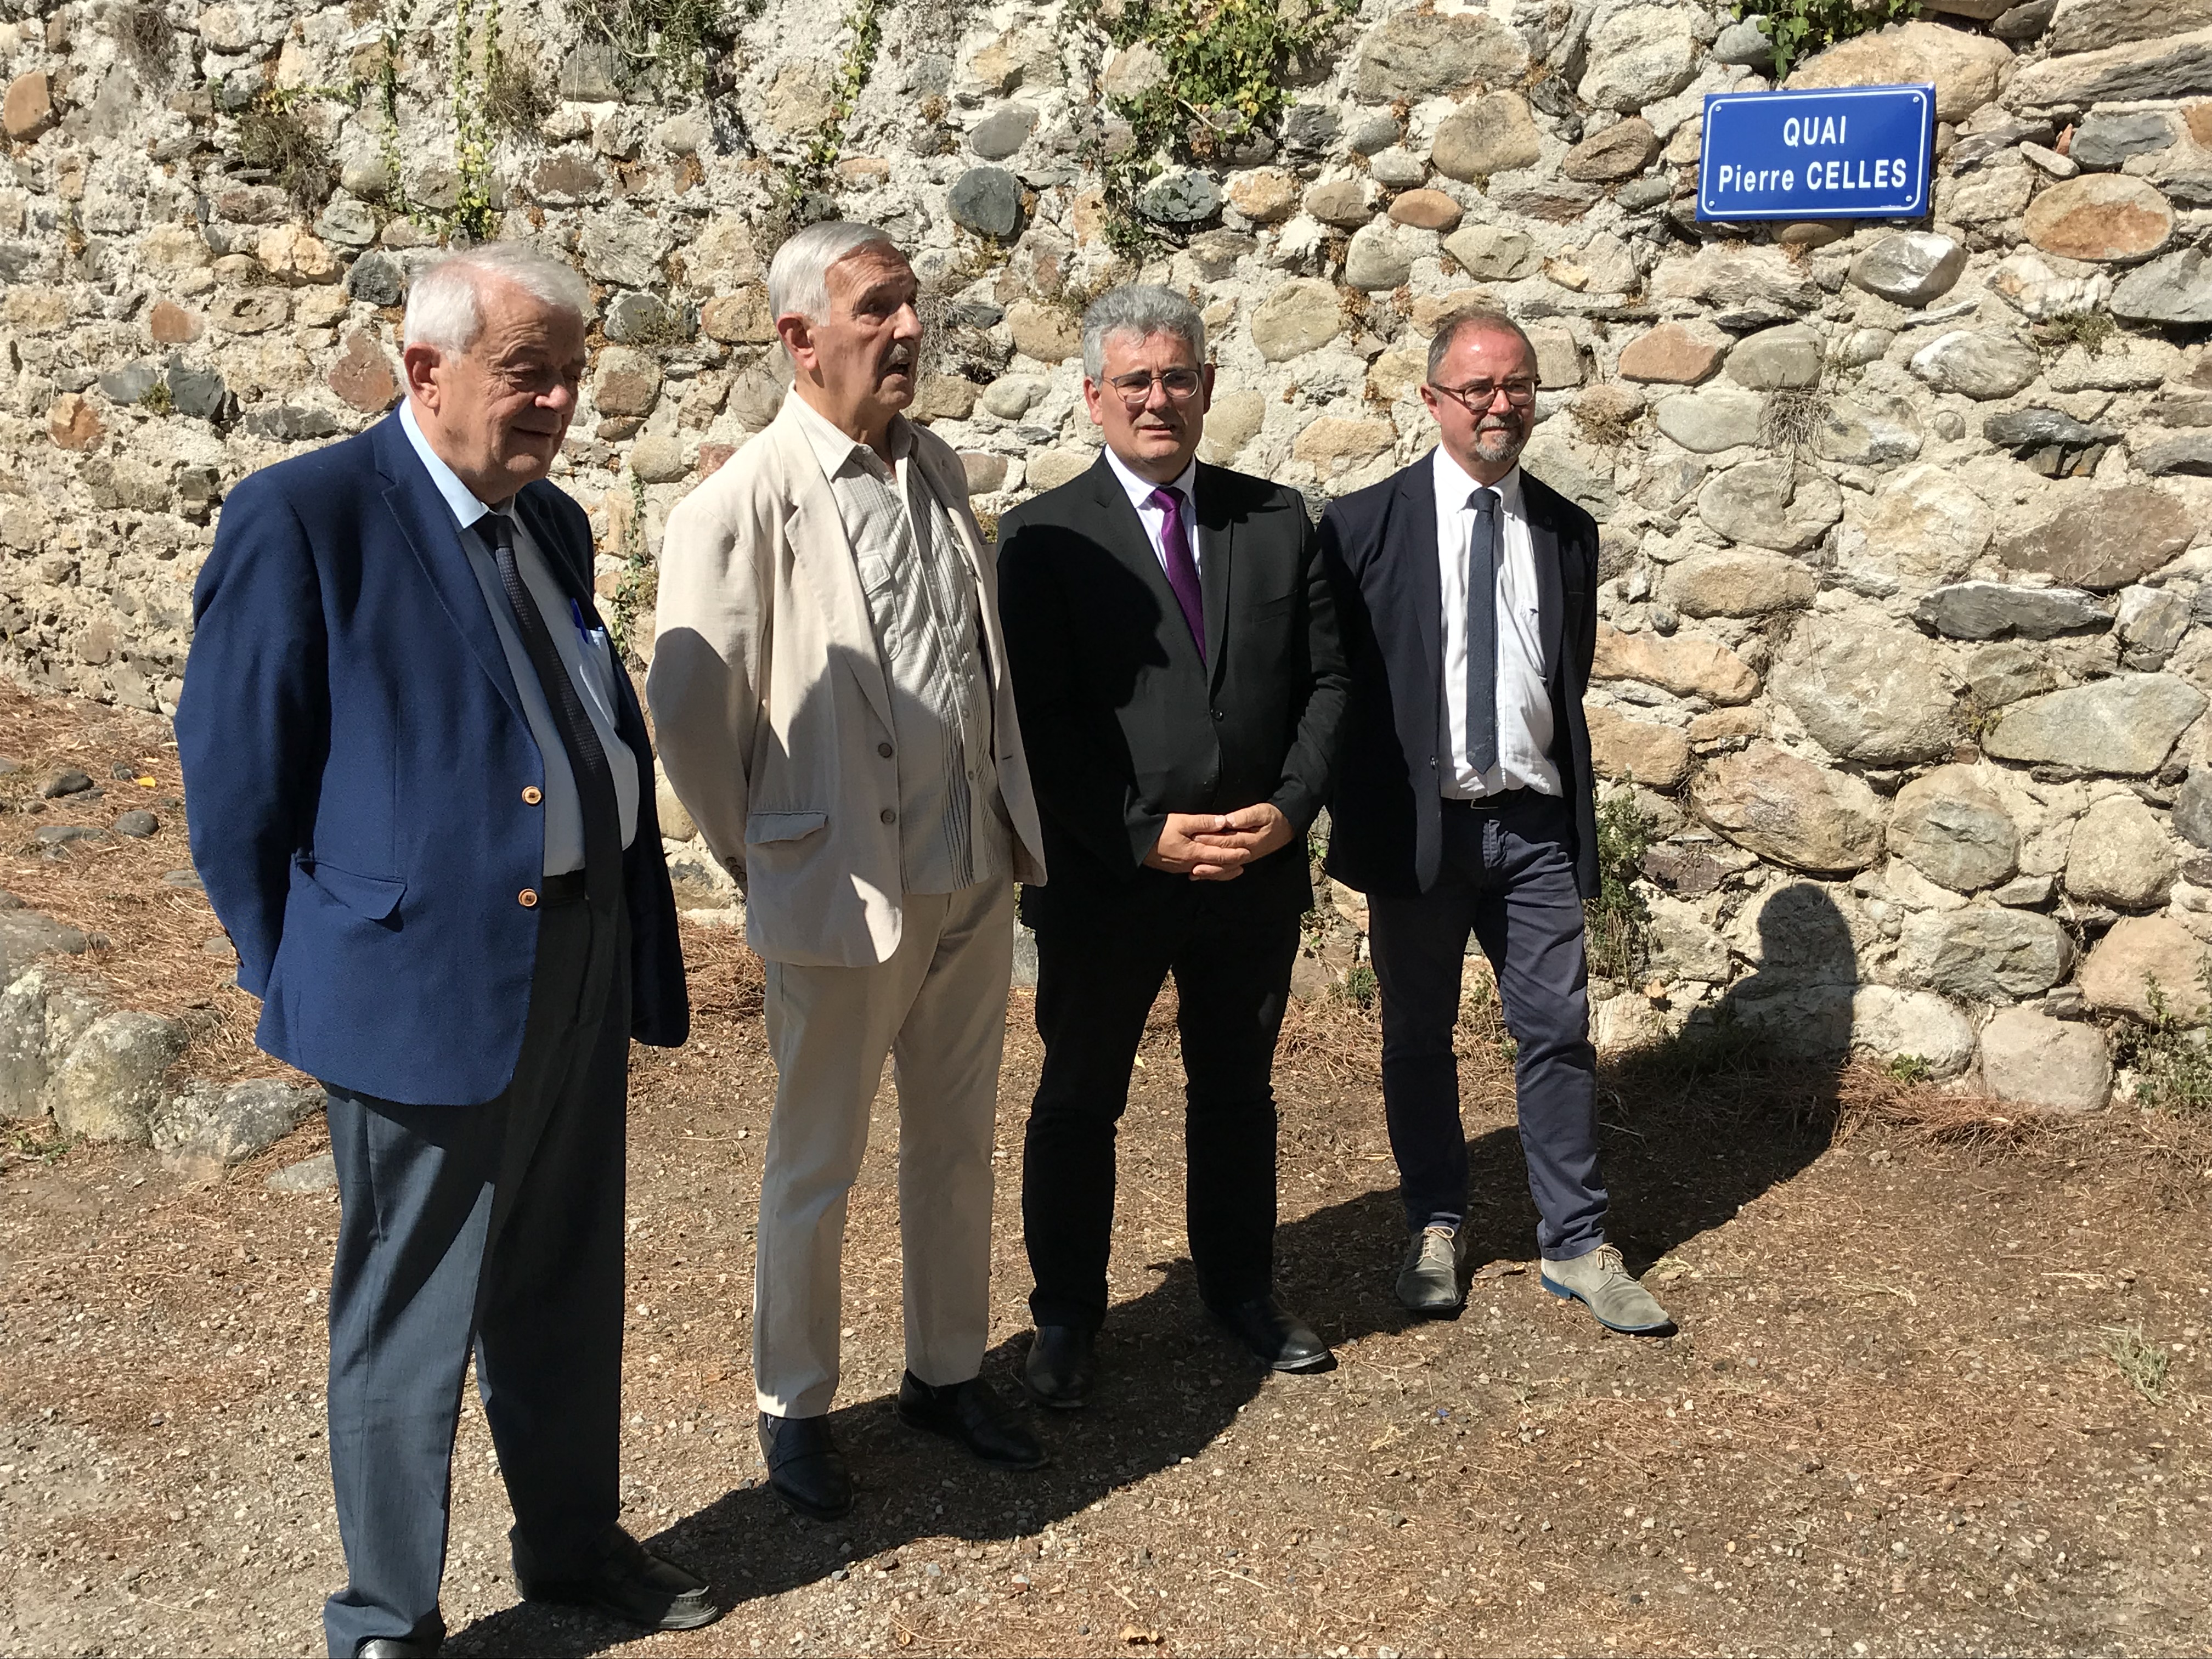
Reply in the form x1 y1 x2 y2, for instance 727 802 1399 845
292 855 406 921
1248 591 1298 621
746 810 829 847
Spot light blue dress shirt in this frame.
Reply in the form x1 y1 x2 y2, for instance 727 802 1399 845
399 400 640 873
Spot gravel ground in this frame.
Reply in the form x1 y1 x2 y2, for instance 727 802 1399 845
5 932 2210 1658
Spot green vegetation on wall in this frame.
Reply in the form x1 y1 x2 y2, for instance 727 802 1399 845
1083 0 1357 252
1733 0 1918 80
581 0 740 99
1585 785 1652 986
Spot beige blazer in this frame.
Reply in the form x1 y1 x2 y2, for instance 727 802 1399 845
647 392 1047 968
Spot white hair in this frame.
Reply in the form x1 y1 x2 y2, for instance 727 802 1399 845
766 220 902 327
1081 284 1206 381
401 242 593 353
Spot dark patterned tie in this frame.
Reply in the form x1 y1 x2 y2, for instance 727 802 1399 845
1148 485 1206 664
1465 488 1499 777
477 511 622 904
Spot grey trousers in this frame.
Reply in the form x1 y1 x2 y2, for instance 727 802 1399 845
1366 790 1608 1262
320 895 629 1656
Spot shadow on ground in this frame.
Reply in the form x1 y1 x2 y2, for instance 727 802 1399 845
444 1041 1843 1656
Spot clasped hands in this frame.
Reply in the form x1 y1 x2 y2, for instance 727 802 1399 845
1143 802 1293 882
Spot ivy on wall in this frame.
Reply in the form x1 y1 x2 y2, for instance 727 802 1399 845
1080 0 1357 253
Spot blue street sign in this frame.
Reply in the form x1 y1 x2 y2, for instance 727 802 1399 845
1697 83 1936 222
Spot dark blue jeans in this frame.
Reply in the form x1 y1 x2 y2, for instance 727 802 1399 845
1366 791 1607 1262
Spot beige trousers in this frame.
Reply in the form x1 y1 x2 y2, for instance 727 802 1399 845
753 879 1014 1418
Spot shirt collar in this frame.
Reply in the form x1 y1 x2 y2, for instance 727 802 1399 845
1431 444 1523 515
399 398 505 532
785 386 912 481
1103 444 1198 513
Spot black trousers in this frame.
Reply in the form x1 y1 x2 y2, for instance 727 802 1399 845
319 893 630 1657
1022 874 1301 1333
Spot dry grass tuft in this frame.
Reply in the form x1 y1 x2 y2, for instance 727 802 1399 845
1832 1063 2057 1147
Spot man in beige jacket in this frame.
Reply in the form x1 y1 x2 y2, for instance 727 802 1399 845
650 222 1049 1520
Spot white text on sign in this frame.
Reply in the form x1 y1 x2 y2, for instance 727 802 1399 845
1711 157 1912 195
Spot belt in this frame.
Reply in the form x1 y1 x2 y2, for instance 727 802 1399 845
538 869 589 906
1440 789 1526 814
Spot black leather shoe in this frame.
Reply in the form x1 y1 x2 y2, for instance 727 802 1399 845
1023 1324 1096 1409
513 1523 722 1632
1211 1295 1334 1373
896 1371 1050 1470
356 1614 442 1658
758 1411 854 1520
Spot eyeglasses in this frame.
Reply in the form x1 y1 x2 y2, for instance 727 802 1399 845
1426 377 1539 411
1104 367 1206 407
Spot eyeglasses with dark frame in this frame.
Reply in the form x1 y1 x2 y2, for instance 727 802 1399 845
1425 376 1540 411
1103 367 1206 408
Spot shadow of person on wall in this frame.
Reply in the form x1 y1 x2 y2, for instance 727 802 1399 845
442 888 1860 1655
1588 878 1860 1271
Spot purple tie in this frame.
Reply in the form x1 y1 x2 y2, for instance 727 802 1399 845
1148 486 1205 663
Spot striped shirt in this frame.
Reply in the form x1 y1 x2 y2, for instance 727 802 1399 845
788 391 1012 895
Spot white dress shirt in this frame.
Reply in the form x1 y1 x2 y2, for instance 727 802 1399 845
1433 448 1559 800
1103 446 1201 579
400 400 640 873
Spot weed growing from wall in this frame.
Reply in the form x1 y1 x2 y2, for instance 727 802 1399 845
448 0 503 240
236 95 336 208
1079 0 1358 252
1586 783 1652 986
779 0 887 210
1732 0 1918 80
582 0 741 100
607 469 658 667
114 2 177 84
484 52 552 138
2112 972 2212 1114
2035 309 2116 356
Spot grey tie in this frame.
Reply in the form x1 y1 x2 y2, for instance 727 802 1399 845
1465 487 1499 776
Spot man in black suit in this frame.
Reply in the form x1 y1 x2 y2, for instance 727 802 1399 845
996 285 1350 1403
1322 309 1673 1336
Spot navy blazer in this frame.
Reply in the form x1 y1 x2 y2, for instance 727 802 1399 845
1321 452 1602 902
177 411 687 1108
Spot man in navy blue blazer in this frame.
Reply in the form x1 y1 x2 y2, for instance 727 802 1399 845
177 244 717 1658
1322 309 1674 1341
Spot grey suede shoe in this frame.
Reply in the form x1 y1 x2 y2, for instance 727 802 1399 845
1541 1244 1676 1335
1395 1225 1468 1316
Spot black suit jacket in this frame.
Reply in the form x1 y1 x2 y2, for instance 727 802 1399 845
1321 451 1602 902
996 453 1350 919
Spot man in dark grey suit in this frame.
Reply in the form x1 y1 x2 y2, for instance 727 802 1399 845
1322 309 1673 1337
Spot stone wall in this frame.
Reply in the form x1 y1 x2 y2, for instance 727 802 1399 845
9 0 2212 1109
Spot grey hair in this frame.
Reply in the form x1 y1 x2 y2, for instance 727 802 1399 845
401 242 592 353
1426 307 1537 383
766 221 903 326
1081 284 1207 381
